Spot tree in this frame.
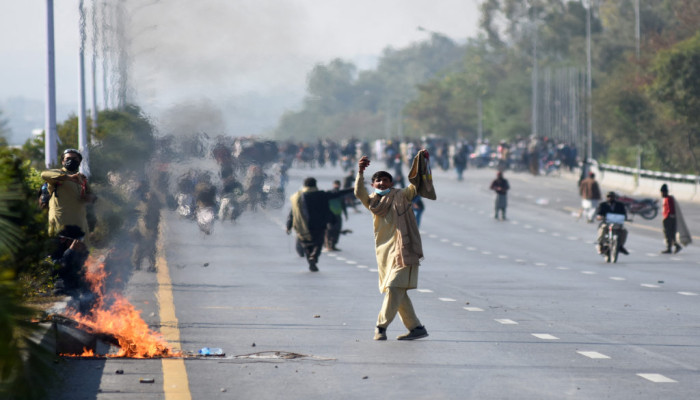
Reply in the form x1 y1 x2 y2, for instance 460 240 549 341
649 31 700 173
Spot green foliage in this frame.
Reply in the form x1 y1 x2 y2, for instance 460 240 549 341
89 105 155 184
275 35 464 140
0 273 55 400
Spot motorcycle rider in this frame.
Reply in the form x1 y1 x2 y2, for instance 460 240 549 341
595 191 629 255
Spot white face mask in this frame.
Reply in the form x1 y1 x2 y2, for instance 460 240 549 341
374 188 390 196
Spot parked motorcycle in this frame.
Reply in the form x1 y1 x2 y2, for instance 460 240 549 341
616 195 658 220
599 213 625 263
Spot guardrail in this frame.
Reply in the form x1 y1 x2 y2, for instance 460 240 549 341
597 162 699 185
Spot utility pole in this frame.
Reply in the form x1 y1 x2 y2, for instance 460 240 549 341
45 0 58 168
531 25 538 139
78 0 90 177
585 0 593 163
91 0 99 130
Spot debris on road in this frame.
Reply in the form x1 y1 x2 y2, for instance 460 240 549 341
115 369 124 374
139 378 155 384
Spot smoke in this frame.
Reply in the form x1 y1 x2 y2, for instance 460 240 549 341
126 1 310 108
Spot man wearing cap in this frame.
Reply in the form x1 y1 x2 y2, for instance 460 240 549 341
660 184 683 254
41 149 97 237
286 177 353 271
579 172 601 223
595 191 629 255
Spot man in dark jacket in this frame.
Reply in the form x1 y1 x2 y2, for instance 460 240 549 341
595 191 629 255
286 178 353 272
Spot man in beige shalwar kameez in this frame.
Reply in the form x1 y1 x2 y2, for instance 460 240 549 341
355 150 434 341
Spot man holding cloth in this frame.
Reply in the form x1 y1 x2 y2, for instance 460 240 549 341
355 149 435 341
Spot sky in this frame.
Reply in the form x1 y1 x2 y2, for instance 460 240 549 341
1 0 482 141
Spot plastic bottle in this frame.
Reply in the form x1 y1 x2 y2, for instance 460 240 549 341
198 347 224 356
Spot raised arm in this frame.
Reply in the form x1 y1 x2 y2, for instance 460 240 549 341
354 156 371 208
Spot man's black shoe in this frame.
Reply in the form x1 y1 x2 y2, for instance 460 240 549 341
619 247 629 255
661 249 672 254
674 245 682 254
374 326 387 341
309 262 319 272
397 325 428 340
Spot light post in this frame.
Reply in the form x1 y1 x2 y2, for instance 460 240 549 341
45 0 58 168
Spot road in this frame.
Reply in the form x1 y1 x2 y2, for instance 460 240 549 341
50 163 700 400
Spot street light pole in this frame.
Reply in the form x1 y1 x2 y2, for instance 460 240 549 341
45 0 58 168
78 0 90 177
586 0 593 163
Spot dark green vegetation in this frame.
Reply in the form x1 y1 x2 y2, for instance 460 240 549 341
275 0 700 174
0 106 156 399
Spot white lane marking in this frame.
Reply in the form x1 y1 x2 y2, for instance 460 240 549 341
464 307 484 312
551 233 561 237
567 236 579 241
439 298 457 302
609 277 626 281
641 284 660 288
511 221 519 225
369 268 378 272
524 225 533 229
535 262 547 267
577 351 610 359
357 265 368 269
637 373 677 383
495 319 518 325
440 238 450 243
416 289 433 293
467 247 477 251
678 291 699 296
532 333 559 340
429 234 438 239
336 256 347 261
345 260 357 264
481 251 492 255
645 253 659 257
537 228 547 233
498 255 508 259
557 266 570 270
452 242 463 247
581 271 597 275
670 257 682 261
515 259 526 263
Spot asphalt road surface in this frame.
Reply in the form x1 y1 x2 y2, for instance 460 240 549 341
50 163 700 400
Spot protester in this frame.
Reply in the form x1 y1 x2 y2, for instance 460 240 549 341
50 225 89 295
660 184 691 254
412 196 425 228
325 180 348 251
286 177 353 272
354 149 435 341
131 183 161 272
579 172 602 223
490 171 510 220
41 149 97 237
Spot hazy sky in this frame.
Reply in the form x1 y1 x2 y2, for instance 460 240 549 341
1 0 482 134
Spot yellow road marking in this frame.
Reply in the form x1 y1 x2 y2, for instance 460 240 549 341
156 215 192 400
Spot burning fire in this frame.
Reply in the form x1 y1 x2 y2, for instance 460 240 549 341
63 255 180 358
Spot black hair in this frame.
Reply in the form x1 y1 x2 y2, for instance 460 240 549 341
371 171 393 183
303 177 317 187
62 149 83 161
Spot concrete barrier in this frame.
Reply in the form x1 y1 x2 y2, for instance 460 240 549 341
593 167 700 204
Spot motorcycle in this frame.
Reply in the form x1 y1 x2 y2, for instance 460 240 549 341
616 195 659 220
599 213 625 263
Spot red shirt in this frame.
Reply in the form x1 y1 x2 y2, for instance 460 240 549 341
662 195 676 219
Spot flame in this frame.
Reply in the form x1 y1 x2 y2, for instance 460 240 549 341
63 255 180 358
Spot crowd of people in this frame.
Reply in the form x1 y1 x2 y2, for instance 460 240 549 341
39 133 692 341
